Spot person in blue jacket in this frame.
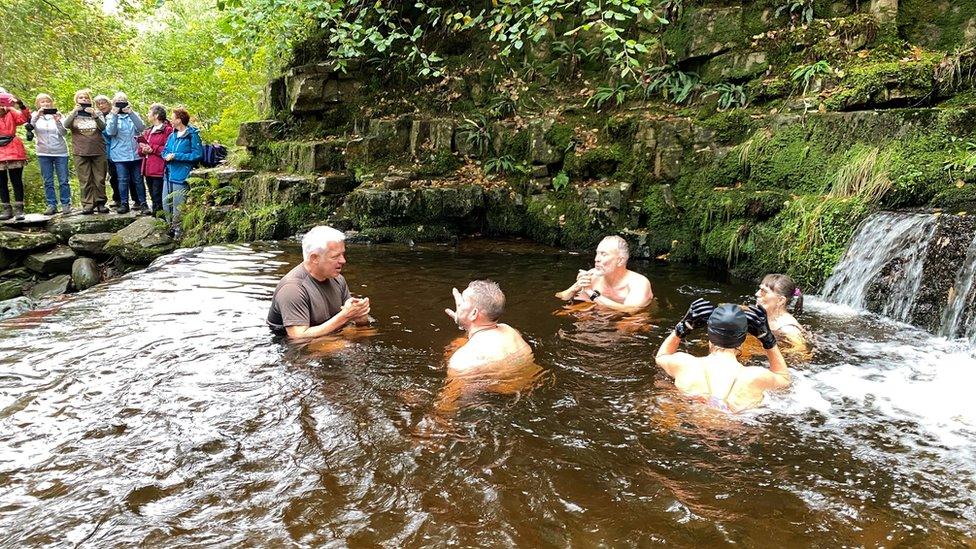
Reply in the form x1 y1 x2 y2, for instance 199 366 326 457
105 92 147 214
162 107 202 235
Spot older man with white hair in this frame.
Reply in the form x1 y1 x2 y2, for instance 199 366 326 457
267 226 371 339
555 235 653 313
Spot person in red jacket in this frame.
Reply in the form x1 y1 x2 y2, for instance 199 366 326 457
0 92 31 221
137 103 173 215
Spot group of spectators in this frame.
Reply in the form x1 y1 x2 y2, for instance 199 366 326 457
0 87 202 224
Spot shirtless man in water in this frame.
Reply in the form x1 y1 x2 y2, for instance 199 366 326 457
655 300 791 412
555 235 653 313
444 280 533 372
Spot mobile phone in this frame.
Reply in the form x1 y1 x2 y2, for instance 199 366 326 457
42 108 58 115
115 101 128 109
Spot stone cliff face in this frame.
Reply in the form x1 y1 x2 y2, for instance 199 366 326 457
181 0 976 290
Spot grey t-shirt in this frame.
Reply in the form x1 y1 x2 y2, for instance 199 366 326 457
267 264 351 334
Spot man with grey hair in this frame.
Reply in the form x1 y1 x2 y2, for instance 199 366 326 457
444 280 533 372
267 225 371 339
555 235 653 312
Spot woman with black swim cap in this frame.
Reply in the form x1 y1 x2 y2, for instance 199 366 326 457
655 300 791 412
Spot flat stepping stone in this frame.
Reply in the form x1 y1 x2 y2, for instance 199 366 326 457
1 213 51 228
0 230 58 252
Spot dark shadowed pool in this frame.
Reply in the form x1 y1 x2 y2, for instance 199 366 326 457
0 240 974 546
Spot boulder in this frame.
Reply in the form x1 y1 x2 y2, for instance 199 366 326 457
0 278 27 300
47 213 139 242
528 119 563 165
236 120 285 148
701 51 769 84
28 274 71 299
317 173 358 195
24 246 77 274
71 258 101 291
0 230 58 252
685 7 743 59
1 213 50 228
103 217 176 264
68 232 115 256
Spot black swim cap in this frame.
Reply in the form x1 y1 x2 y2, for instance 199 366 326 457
707 303 748 348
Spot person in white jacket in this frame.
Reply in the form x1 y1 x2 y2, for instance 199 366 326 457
32 93 72 215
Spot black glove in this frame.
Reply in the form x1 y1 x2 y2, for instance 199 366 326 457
745 304 777 349
674 298 715 339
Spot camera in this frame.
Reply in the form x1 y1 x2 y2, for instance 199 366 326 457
77 102 92 116
42 107 57 115
115 101 128 109
24 123 34 141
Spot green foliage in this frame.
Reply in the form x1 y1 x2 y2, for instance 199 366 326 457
790 60 832 94
768 195 869 286
639 65 700 103
709 83 748 110
484 155 528 175
830 145 893 203
460 114 494 156
943 137 976 176
552 170 570 191
4 0 261 148
586 84 632 109
775 0 814 26
222 0 675 83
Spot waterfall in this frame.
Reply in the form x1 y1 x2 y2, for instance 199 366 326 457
821 212 937 323
940 232 976 342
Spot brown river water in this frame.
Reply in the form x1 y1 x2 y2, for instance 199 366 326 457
1 239 974 547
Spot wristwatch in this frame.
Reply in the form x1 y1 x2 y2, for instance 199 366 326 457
588 289 601 301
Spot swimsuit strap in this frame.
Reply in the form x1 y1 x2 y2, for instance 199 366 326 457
704 364 740 406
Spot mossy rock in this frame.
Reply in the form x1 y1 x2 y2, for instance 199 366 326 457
104 217 176 265
931 182 976 212
564 145 627 180
357 224 458 244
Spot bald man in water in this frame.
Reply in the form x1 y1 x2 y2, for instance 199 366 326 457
555 235 653 313
444 280 533 372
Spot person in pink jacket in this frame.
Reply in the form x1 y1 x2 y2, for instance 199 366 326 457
0 92 31 221
137 103 173 215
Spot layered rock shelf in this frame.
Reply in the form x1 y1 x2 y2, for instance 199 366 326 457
0 213 175 307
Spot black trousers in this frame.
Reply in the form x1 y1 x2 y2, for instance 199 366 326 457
0 167 24 203
107 159 120 204
146 175 164 213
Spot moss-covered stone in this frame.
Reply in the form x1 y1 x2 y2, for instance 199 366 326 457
564 145 626 180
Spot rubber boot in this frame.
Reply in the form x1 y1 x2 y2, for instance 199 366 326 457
0 203 11 221
12 202 24 221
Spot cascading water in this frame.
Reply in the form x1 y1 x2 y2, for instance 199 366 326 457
821 212 937 323
940 231 976 342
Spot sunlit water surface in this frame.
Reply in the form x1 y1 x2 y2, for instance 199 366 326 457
1 240 974 547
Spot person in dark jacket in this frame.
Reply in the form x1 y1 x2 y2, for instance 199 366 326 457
0 92 31 220
64 89 108 214
162 107 202 234
138 104 173 216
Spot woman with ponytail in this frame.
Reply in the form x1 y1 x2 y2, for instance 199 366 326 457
755 273 806 348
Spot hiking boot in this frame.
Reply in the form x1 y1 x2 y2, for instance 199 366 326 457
0 203 11 221
96 204 110 214
81 207 94 215
44 205 58 216
12 202 24 220
117 204 130 214
62 203 72 214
